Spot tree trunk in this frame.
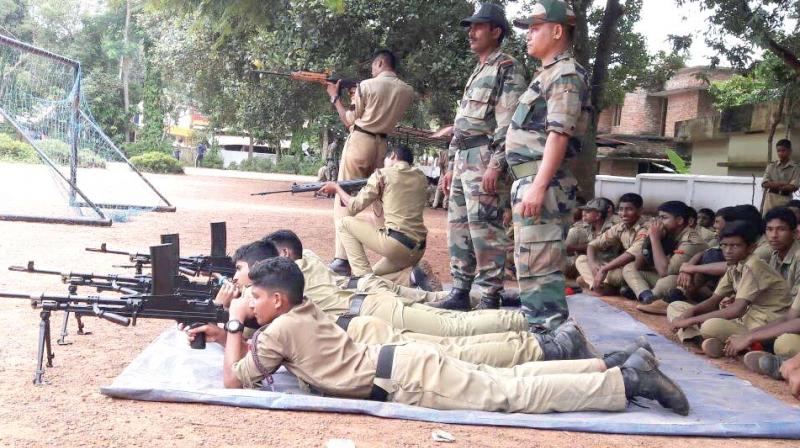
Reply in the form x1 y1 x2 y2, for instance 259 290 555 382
767 86 789 163
121 0 132 142
247 134 254 160
571 0 624 200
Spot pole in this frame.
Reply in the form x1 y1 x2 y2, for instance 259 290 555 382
69 64 81 206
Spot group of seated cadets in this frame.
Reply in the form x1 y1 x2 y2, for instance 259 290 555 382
186 228 691 416
570 194 800 396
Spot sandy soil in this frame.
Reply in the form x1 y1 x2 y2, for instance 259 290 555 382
0 169 797 447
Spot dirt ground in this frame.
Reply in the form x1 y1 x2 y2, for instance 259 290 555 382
0 170 797 447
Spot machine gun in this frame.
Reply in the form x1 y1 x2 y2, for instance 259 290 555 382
251 178 368 196
86 223 236 277
2 244 251 385
252 69 359 96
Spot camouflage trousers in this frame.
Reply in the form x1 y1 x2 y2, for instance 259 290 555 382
447 145 511 297
512 168 577 329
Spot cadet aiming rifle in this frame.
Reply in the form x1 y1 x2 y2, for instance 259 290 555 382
85 223 236 277
1 244 250 385
252 69 359 96
251 178 368 196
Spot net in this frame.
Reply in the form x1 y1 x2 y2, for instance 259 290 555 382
0 34 173 225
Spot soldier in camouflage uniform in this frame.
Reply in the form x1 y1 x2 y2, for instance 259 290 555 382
504 0 592 330
431 3 528 311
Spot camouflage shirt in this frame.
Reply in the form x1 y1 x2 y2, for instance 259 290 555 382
448 48 527 172
504 50 591 167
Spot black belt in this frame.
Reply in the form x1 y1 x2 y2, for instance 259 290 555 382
768 188 792 196
345 276 360 289
354 124 387 139
368 344 396 401
388 229 425 251
452 134 491 151
335 294 366 332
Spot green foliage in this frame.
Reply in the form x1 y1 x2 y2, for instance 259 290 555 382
710 54 798 108
666 149 690 174
129 151 184 174
37 139 107 168
138 38 167 145
203 146 224 169
0 133 39 163
122 138 172 158
230 157 275 172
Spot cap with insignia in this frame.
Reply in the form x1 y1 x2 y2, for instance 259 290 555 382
513 0 577 28
460 2 509 33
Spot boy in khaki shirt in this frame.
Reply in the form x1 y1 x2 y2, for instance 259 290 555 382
668 221 791 358
221 256 689 415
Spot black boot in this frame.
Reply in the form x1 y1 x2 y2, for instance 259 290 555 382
621 348 690 416
429 288 471 311
410 264 433 292
500 288 521 307
603 336 655 369
638 290 656 304
619 286 636 300
536 320 597 360
329 258 351 277
474 294 500 310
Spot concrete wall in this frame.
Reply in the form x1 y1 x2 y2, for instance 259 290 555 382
598 159 639 177
690 139 729 176
597 108 614 134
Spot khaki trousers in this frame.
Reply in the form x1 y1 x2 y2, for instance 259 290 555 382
667 301 752 342
339 217 424 277
774 333 800 358
347 316 549 367
360 292 528 336
575 255 624 290
376 344 626 414
354 274 481 307
622 264 677 298
762 192 791 216
334 131 387 258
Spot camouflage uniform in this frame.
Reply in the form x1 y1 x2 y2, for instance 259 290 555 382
447 48 527 298
504 50 591 328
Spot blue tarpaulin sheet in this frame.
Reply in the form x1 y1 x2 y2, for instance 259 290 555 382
101 294 800 438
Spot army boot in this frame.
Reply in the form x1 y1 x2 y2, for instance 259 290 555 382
329 258 351 277
536 320 598 360
429 288 471 311
621 348 690 416
474 294 500 310
603 336 655 369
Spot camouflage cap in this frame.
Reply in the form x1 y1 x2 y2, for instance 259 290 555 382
513 0 577 28
460 2 509 33
578 198 605 211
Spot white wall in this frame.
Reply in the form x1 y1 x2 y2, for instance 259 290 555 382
220 150 277 168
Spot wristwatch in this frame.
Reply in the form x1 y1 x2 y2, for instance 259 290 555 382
224 319 244 333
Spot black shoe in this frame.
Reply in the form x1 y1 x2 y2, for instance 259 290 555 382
429 288 471 311
622 348 690 416
638 290 656 304
619 286 636 300
411 264 432 292
474 295 500 310
500 288 520 307
603 336 655 369
665 288 686 303
758 354 785 380
329 258 351 277
538 320 598 360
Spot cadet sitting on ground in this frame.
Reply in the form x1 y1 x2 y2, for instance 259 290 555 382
320 145 428 282
667 221 791 358
621 200 708 305
575 193 648 296
221 257 690 416
564 198 615 277
689 207 719 247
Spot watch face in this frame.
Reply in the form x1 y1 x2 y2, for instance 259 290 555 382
226 320 243 332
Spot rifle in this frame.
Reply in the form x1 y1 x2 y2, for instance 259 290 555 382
253 69 359 96
2 244 252 385
251 178 368 196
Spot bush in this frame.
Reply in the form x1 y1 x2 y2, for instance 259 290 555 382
129 151 184 174
203 146 224 169
0 133 39 163
37 139 107 168
273 155 320 175
235 157 275 172
123 139 172 158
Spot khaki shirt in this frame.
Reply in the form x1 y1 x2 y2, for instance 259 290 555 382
345 72 415 134
347 161 428 242
566 216 615 249
763 160 800 190
627 226 708 274
713 254 790 328
768 240 800 300
232 299 381 398
697 226 719 248
296 250 354 316
589 216 649 253
449 48 527 171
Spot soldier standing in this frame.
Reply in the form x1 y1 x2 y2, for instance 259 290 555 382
432 2 527 311
504 0 592 330
326 50 416 276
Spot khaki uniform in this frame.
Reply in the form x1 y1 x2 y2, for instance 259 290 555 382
296 251 528 336
697 226 719 248
667 254 790 342
622 227 708 299
576 216 649 289
234 300 626 414
334 72 416 258
339 161 428 277
767 241 800 358
504 50 591 328
566 216 615 275
761 160 800 215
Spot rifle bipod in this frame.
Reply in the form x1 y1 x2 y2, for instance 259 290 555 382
34 309 55 385
57 311 90 346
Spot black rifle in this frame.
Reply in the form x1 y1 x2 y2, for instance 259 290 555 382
2 244 248 385
251 178 367 196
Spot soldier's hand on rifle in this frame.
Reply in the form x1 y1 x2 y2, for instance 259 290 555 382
319 182 339 196
442 171 453 196
214 281 241 308
326 80 342 99
187 324 226 346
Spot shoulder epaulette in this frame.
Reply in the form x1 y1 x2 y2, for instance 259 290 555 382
498 59 514 67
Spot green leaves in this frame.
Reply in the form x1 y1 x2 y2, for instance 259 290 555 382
666 149 690 174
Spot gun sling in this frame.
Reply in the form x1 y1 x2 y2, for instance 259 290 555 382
368 344 396 402
335 293 367 331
